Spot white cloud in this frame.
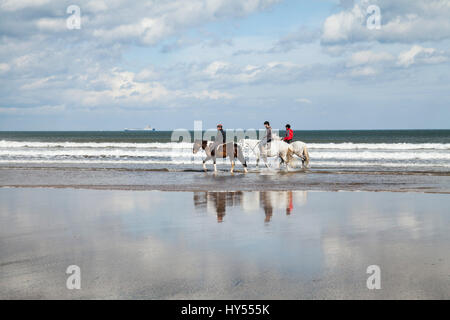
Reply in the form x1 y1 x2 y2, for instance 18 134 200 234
183 90 234 100
0 63 10 73
321 0 450 46
74 68 170 107
0 0 51 12
0 0 281 47
397 45 448 68
13 66 235 110
270 26 320 52
36 17 65 32
135 68 160 82
20 76 55 90
0 104 65 115
199 60 310 85
204 61 230 77
322 4 366 44
349 66 377 77
89 0 281 45
346 50 394 67
295 98 312 104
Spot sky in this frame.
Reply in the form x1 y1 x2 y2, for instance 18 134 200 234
0 0 449 130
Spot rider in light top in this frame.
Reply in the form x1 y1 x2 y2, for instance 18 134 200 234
261 121 272 150
283 124 293 144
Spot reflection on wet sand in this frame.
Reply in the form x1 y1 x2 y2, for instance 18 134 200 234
1 188 450 299
193 191 308 223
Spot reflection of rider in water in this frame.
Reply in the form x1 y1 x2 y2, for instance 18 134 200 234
260 121 272 151
193 191 300 224
260 191 273 222
207 192 226 222
210 124 226 157
286 191 293 215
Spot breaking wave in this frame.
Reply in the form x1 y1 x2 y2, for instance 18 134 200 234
0 140 449 170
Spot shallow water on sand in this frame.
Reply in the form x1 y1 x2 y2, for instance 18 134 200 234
1 188 449 299
1 165 449 193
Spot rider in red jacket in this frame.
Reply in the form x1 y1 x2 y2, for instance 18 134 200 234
283 124 293 144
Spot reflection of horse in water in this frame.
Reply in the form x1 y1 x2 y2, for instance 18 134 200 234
193 191 307 223
193 140 248 173
194 191 243 222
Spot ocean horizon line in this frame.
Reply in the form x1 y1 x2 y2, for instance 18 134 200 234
1 128 449 132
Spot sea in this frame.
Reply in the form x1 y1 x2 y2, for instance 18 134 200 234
0 130 449 192
0 130 449 171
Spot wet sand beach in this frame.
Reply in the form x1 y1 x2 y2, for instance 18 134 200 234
1 188 449 299
1 166 449 193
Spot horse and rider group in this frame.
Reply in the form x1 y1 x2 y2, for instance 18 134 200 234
192 121 310 173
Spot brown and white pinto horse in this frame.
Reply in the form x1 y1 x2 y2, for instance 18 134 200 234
193 140 248 173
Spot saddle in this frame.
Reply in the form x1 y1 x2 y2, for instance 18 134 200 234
211 143 238 158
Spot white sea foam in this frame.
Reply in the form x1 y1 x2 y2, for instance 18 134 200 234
0 149 449 161
0 139 449 168
0 140 193 149
308 151 450 161
1 140 449 150
0 149 203 158
307 143 450 150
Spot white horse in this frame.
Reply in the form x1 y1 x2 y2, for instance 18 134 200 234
271 135 310 168
239 138 294 169
289 141 310 168
240 137 310 169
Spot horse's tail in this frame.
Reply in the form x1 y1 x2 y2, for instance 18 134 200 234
236 144 247 167
303 146 310 168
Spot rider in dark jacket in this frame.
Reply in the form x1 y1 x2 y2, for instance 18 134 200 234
211 124 226 156
217 125 226 144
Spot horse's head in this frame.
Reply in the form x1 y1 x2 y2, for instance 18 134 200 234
193 140 208 154
272 134 283 141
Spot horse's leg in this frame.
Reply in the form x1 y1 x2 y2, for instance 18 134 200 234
285 147 295 169
213 156 217 173
279 152 287 170
262 154 269 168
203 155 211 172
254 149 260 168
301 147 306 168
237 148 248 173
258 145 268 168
295 146 306 168
230 159 235 173
303 146 310 168
281 148 292 170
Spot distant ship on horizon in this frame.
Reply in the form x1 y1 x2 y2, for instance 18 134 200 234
124 125 156 132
